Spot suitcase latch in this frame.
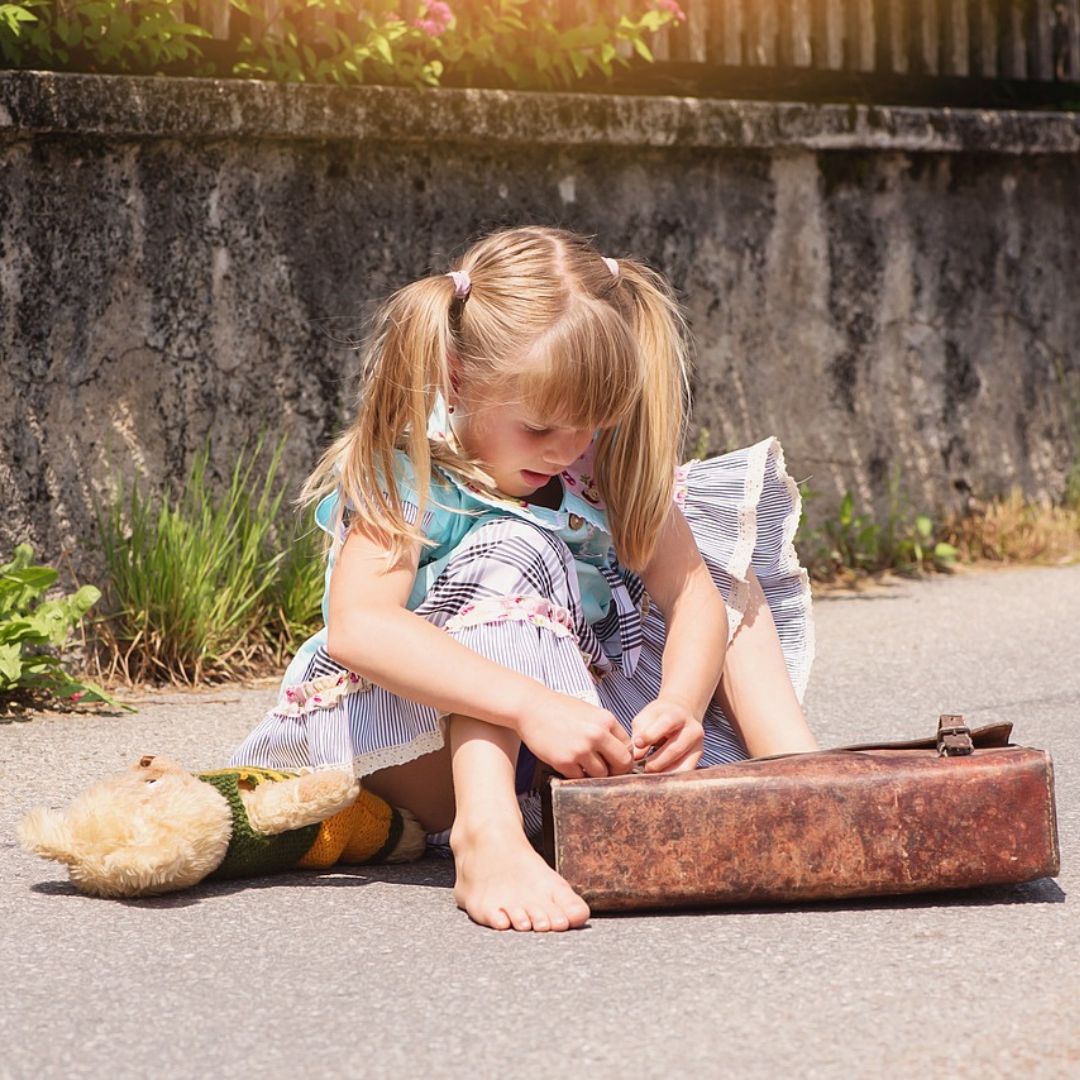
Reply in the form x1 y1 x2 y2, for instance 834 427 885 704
937 714 974 756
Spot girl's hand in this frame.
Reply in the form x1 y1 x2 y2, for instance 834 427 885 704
517 692 633 779
631 699 704 773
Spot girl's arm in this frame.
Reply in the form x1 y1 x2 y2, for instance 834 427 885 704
629 505 727 770
325 524 632 777
638 504 730 721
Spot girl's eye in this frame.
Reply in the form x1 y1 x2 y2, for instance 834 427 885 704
524 426 552 436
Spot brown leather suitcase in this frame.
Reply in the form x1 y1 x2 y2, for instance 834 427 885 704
540 716 1060 911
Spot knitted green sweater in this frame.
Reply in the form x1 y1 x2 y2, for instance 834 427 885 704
198 769 320 881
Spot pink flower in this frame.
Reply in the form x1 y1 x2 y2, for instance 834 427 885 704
70 692 84 703
654 0 686 22
412 0 453 36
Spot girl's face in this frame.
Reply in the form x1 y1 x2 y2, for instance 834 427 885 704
449 390 596 499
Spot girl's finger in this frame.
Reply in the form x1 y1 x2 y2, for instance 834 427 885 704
579 752 608 779
642 729 698 773
633 712 678 749
599 732 634 775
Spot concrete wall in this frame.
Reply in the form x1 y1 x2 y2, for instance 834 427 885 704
2 71 1079 579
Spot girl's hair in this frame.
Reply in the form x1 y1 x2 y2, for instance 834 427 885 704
300 225 693 572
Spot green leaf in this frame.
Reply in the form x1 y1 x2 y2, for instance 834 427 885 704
371 32 392 64
0 642 23 686
631 36 654 62
915 514 933 539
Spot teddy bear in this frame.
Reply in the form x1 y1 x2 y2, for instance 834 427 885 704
18 753 427 898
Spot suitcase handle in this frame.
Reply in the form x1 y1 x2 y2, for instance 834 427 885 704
833 715 1012 754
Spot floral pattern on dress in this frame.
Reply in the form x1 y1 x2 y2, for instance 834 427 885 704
444 595 577 637
562 440 606 509
673 461 696 508
277 670 371 716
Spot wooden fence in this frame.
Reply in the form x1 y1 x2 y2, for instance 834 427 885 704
649 0 1079 82
121 1 1080 91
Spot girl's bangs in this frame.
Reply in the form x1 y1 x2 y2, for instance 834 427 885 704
509 320 643 431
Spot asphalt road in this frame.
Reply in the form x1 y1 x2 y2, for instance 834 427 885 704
2 564 1077 1079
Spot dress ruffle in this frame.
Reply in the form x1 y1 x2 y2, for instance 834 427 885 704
678 437 814 699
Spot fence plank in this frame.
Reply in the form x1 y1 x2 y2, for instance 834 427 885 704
1030 0 1055 79
844 0 876 71
713 0 745 64
810 0 845 68
911 0 941 73
745 0 779 65
969 0 998 76
779 0 813 66
1000 0 1027 78
875 0 910 73
197 0 230 40
941 0 970 73
1070 0 1080 81
682 0 709 62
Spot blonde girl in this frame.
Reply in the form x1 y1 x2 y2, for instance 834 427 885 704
230 225 818 931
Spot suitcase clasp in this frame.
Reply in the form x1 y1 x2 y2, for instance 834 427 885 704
937 714 974 757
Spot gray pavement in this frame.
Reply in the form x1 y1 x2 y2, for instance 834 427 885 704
2 564 1078 1079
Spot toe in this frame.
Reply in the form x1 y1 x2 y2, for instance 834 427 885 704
507 906 532 932
480 905 511 931
528 908 551 932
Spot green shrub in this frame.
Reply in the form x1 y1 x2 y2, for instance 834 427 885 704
262 515 326 666
0 0 685 89
0 544 122 714
798 488 957 582
95 430 323 685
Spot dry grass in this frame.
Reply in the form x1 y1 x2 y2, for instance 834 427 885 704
944 490 1080 566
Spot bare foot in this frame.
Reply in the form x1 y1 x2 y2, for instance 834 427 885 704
451 818 590 932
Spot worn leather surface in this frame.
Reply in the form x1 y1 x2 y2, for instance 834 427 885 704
544 745 1060 911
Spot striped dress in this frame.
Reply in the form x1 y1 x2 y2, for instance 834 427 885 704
229 406 814 844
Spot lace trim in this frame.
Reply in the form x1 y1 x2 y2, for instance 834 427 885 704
350 726 448 779
275 670 371 717
444 595 576 637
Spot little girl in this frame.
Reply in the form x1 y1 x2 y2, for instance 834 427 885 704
230 225 818 932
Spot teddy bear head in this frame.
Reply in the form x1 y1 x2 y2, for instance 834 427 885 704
18 754 234 898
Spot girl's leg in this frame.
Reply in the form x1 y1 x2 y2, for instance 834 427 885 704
448 714 589 932
360 741 455 834
713 568 819 758
360 714 589 933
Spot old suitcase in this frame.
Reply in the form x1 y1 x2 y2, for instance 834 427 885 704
540 715 1060 911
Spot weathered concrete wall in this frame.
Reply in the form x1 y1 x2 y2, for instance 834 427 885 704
2 71 1079 580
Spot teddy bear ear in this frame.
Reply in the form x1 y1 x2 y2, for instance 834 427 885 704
17 807 77 865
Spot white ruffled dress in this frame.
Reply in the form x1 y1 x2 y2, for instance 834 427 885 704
229 404 814 835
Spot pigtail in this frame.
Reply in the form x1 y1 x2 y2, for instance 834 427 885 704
595 260 692 571
297 273 461 565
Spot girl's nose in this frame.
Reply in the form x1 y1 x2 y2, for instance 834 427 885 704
544 430 591 470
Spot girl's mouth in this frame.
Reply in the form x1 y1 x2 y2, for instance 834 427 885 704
521 470 553 487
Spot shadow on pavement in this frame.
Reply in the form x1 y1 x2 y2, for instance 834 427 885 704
594 875 1066 919
28 854 458 907
29 863 1062 917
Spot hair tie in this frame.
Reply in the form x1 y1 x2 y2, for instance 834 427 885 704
446 269 471 300
602 256 619 279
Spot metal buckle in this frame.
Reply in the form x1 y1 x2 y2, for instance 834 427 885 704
937 714 974 757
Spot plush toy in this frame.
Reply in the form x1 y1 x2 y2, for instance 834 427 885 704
18 754 426 898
